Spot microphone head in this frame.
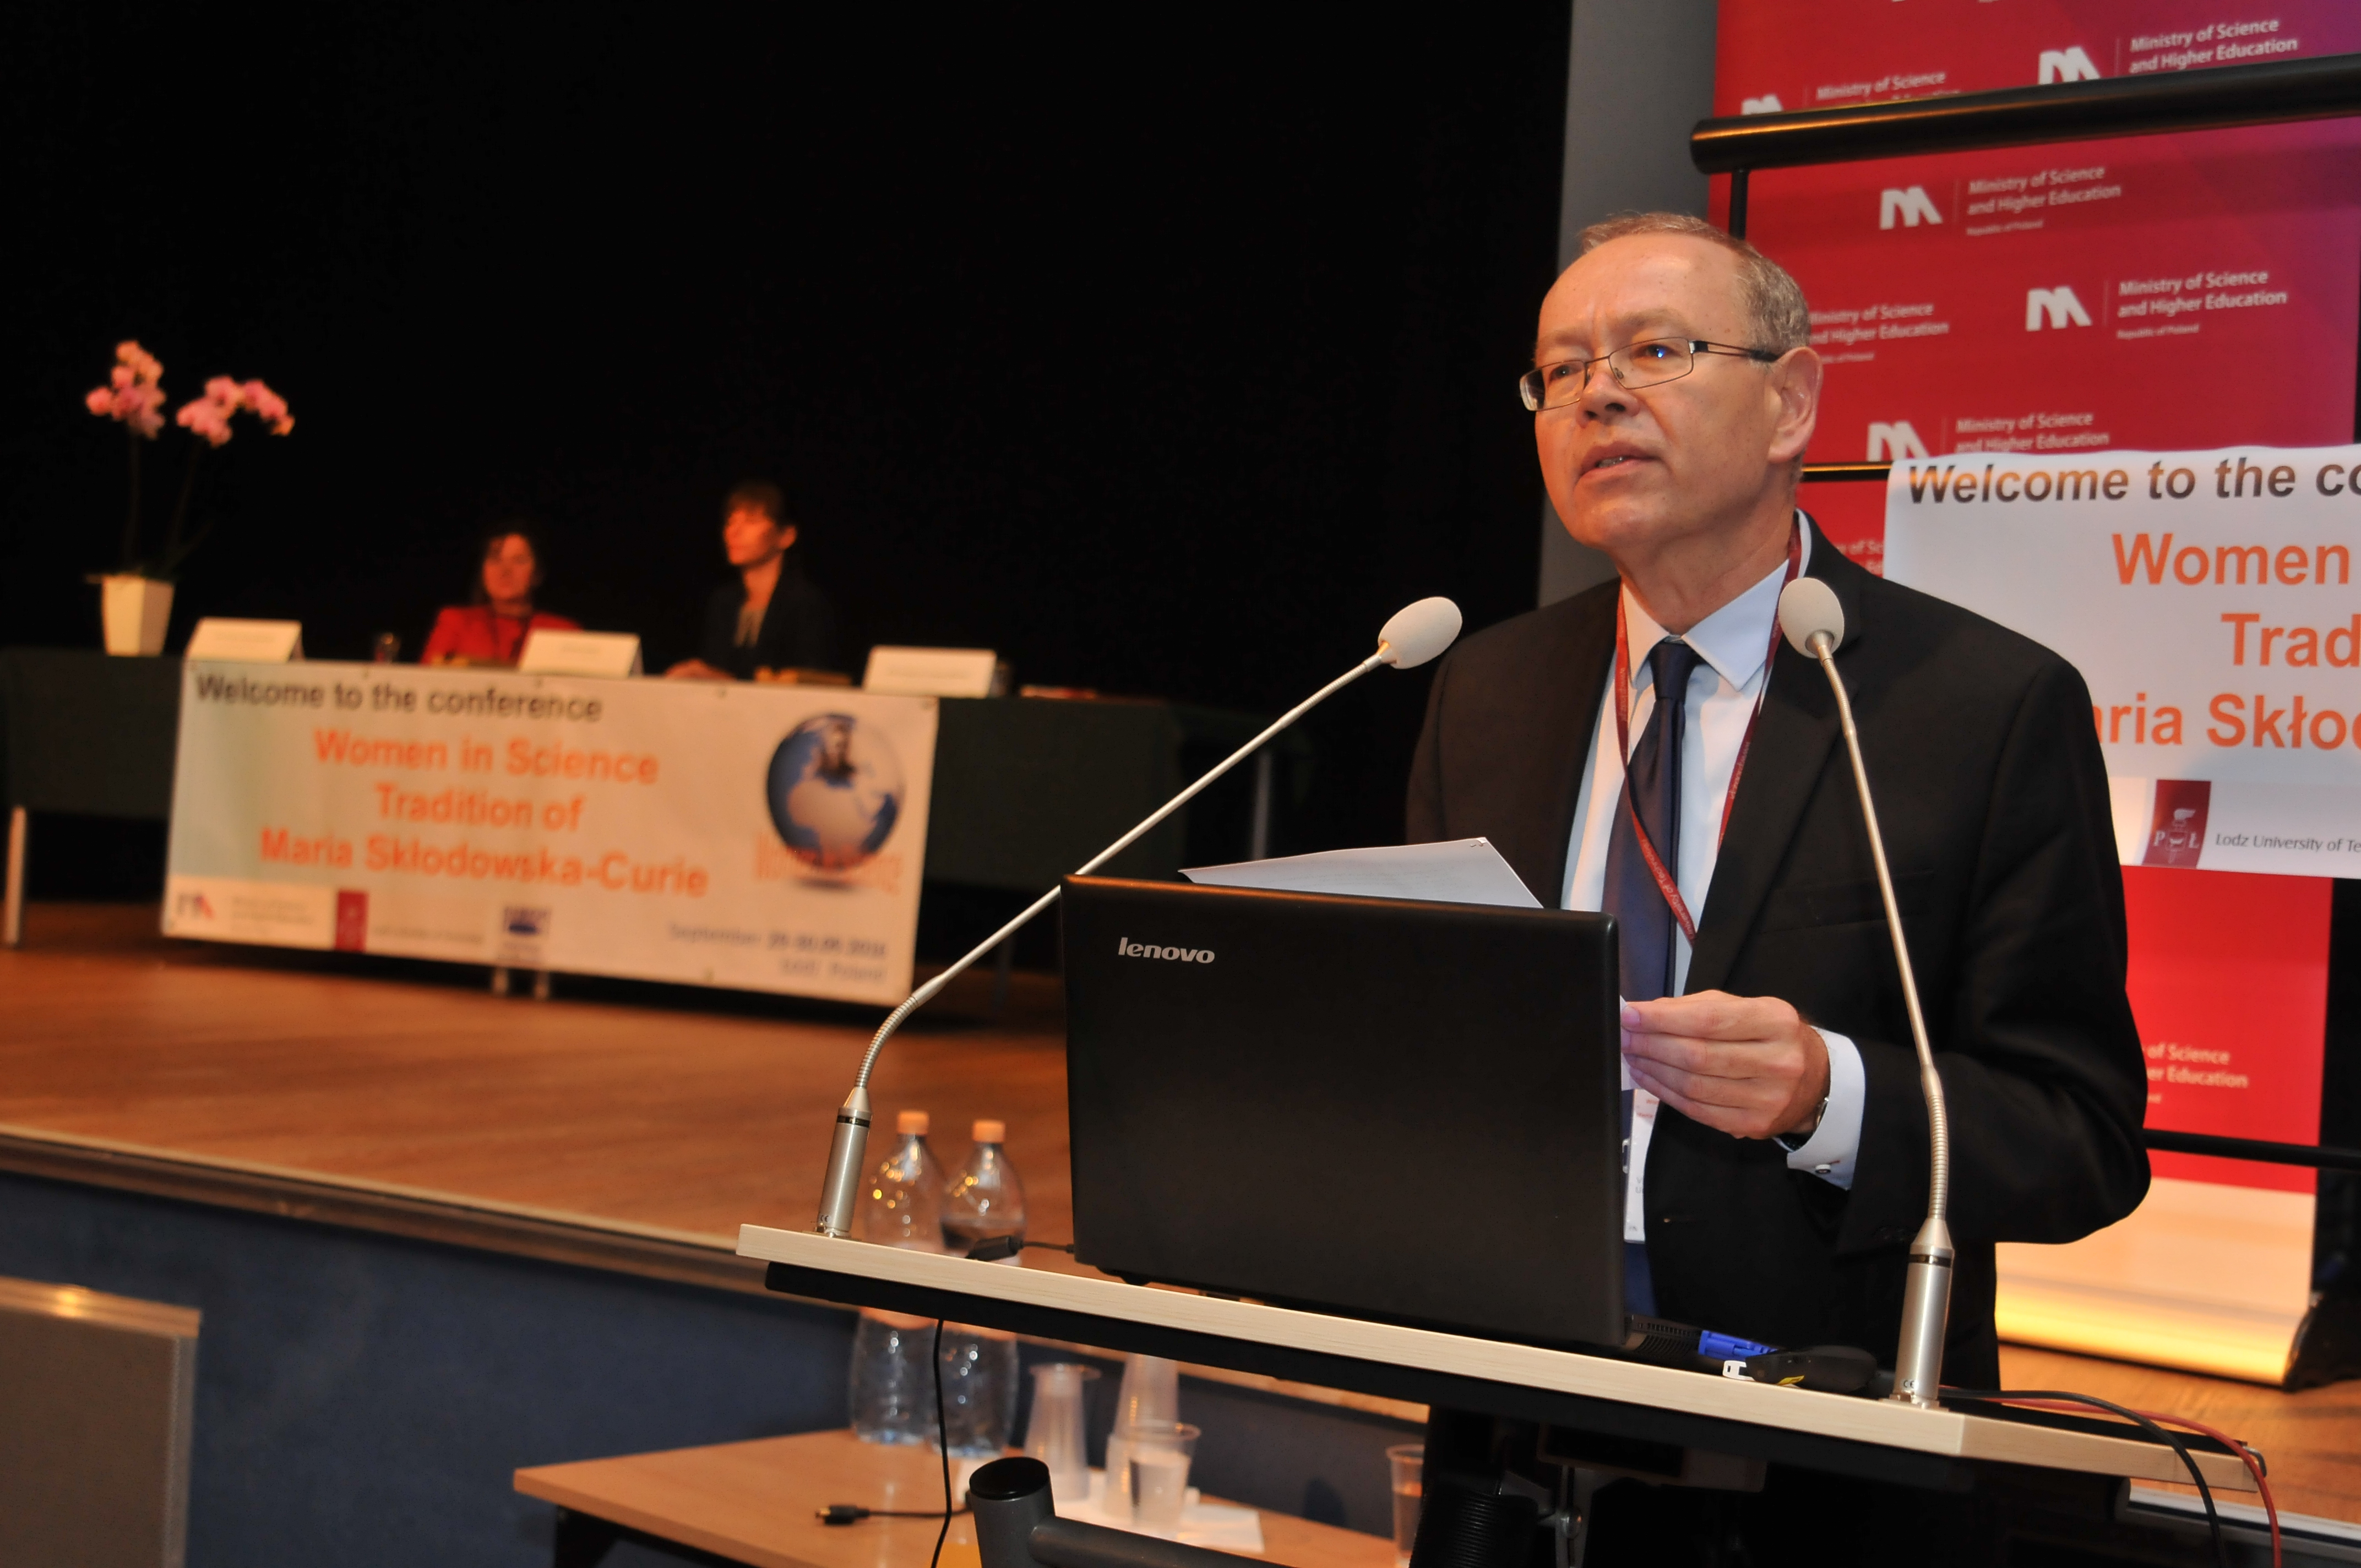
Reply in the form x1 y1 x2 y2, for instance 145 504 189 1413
1777 578 1845 657
1378 597 1462 668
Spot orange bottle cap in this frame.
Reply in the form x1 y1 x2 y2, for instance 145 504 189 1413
897 1110 930 1136
973 1119 1005 1143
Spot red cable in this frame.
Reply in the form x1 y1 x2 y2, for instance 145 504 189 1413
1995 1398 2278 1567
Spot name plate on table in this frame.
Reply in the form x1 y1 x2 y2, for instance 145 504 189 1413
518 631 643 678
186 619 303 662
863 646 1006 698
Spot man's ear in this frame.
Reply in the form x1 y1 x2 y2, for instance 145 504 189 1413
1765 347 1823 467
778 524 799 552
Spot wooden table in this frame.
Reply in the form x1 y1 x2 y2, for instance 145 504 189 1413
2001 1345 2361 1526
515 1428 1395 1568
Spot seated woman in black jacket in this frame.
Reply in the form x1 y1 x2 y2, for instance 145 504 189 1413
664 480 837 680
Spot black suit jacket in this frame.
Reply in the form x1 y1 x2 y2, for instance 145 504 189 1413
698 558 838 679
1406 520 2148 1384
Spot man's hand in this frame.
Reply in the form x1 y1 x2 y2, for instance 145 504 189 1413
1621 990 1829 1141
664 658 735 680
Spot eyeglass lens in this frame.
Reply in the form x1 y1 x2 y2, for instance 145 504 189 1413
1524 340 1698 410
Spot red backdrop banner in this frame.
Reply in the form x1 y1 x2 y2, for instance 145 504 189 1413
1715 2 2347 1175
2123 866 2330 1191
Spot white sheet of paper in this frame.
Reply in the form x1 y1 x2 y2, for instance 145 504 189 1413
1182 837 1541 908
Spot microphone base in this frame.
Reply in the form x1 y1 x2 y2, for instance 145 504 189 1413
1887 1217 1955 1409
815 1090 873 1239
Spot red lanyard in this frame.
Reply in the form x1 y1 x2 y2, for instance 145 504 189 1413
1610 522 1802 945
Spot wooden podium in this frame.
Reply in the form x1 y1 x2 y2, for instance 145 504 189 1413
736 1226 2255 1498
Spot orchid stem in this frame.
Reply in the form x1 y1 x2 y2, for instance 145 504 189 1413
163 448 202 578
122 429 143 573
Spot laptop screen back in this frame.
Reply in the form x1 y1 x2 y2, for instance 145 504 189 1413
1060 876 1624 1348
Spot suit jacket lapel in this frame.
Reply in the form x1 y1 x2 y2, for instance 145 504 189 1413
1511 586 1617 907
1685 518 1867 994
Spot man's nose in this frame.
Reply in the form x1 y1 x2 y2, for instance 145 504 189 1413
1573 358 1629 418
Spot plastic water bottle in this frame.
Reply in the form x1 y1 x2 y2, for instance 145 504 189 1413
942 1119 1027 1253
936 1323 1020 1456
862 1110 946 1250
850 1112 945 1444
935 1120 1024 1453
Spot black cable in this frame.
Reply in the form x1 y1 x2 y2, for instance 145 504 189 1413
932 1317 951 1568
962 1237 1075 1262
816 1504 971 1524
1949 1389 2224 1568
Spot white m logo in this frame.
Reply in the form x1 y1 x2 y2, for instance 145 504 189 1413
1879 187 1943 230
1867 422 1930 462
1740 94 1784 115
2038 46 2102 83
2026 286 2093 330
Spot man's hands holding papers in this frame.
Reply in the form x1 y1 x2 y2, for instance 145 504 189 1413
1621 992 1831 1142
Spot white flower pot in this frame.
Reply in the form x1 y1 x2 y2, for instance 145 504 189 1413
100 574 175 656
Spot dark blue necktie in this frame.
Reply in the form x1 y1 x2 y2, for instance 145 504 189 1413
1602 636 1704 1317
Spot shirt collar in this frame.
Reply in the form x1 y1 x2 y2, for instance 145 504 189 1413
1620 512 1811 694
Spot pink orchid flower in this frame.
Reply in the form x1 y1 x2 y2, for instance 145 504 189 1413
86 340 168 438
241 379 294 434
171 375 296 445
176 396 236 448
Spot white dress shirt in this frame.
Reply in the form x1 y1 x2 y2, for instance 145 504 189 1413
1560 523 1866 1242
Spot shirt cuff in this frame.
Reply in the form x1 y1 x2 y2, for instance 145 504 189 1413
1782 1028 1864 1189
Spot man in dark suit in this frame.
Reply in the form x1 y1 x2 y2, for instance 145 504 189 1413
1408 213 2147 1391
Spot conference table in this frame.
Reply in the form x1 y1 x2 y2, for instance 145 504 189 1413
0 646 1300 950
514 1428 1395 1568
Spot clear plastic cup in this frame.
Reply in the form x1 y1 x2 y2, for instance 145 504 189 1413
1022 1363 1100 1504
1105 1354 1182 1513
1117 1419 1199 1537
1386 1444 1423 1566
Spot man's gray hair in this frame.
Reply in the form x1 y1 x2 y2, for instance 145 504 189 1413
1576 212 1811 355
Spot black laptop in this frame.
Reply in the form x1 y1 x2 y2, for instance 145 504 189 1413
1059 875 1624 1349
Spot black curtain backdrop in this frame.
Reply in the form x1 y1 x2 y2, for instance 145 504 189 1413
4 7 1570 857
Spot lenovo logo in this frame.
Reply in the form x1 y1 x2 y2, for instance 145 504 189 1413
2038 46 2102 83
2025 286 2093 330
1867 421 1930 461
1879 186 1943 230
1117 938 1216 964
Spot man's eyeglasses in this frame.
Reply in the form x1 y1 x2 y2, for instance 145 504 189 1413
1518 338 1783 412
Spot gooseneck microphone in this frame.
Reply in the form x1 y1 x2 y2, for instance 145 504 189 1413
1776 577 1954 1409
814 596 1465 1239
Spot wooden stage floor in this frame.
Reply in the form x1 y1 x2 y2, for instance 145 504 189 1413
4 902 2358 1529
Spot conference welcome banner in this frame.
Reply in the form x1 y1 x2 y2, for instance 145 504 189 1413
164 661 938 1006
1886 443 2361 879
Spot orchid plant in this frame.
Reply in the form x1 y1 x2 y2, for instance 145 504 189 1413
85 340 294 580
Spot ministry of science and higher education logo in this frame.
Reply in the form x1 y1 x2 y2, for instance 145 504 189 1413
765 714 905 873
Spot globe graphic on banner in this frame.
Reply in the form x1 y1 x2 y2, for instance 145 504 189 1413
765 714 904 872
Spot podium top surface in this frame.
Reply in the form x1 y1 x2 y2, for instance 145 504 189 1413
738 1225 2254 1494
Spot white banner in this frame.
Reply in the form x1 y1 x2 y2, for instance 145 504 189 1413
1885 444 2361 878
164 662 938 1005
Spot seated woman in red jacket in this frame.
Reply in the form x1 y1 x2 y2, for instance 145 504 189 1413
420 526 579 666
